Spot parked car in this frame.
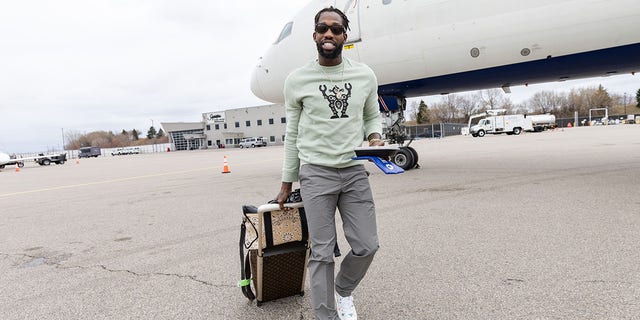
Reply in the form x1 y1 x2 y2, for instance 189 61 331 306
111 146 141 156
239 137 267 148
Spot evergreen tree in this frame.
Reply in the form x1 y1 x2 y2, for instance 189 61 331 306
121 129 127 135
593 84 612 108
636 88 640 108
132 129 139 140
147 126 157 139
156 128 165 138
416 100 430 124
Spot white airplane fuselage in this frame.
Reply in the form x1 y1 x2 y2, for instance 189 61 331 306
251 0 640 104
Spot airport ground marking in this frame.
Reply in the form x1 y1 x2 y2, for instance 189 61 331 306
0 155 282 198
0 167 212 198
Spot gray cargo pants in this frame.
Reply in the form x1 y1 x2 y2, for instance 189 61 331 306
299 164 379 320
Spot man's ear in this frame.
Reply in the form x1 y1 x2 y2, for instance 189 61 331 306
312 32 317 40
343 32 348 42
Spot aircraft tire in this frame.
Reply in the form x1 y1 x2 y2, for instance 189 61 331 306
392 148 414 170
18 162 24 168
405 146 419 169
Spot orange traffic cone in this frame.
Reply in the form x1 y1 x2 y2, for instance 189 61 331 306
221 155 231 174
15 163 20 172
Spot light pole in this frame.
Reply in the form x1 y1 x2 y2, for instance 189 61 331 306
624 92 628 116
61 128 65 151
150 119 156 152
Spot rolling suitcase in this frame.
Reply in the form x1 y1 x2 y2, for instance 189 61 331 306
239 196 310 306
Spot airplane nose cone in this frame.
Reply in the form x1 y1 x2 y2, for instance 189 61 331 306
250 55 285 103
250 66 265 101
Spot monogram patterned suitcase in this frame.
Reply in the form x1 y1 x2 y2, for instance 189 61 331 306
239 201 310 306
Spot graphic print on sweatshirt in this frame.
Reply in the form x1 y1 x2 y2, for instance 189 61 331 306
319 83 352 119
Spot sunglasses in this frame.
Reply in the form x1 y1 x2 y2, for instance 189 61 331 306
315 23 345 35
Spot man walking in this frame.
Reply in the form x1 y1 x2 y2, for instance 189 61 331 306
276 7 384 320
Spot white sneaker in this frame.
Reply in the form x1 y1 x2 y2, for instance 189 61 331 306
335 291 357 320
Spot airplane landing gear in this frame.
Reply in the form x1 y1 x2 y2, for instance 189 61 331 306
391 146 419 170
379 95 420 170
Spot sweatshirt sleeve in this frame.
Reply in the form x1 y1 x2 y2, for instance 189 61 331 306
282 74 302 182
363 69 383 138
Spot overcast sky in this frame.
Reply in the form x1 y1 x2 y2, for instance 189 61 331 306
1 1 639 154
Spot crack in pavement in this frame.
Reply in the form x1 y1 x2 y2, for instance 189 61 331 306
96 264 229 288
1 252 234 289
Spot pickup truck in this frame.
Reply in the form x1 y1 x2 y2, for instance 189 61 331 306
34 153 67 166
0 152 66 168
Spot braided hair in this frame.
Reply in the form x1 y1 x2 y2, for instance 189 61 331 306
314 6 350 31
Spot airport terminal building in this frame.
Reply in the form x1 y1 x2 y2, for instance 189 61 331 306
161 104 286 150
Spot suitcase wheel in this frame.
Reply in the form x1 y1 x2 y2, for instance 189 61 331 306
256 301 263 307
299 291 305 297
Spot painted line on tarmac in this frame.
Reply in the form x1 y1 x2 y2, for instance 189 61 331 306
0 167 211 198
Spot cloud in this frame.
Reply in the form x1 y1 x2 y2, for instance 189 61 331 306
0 1 306 153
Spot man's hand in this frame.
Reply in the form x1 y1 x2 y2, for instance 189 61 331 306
367 133 385 146
276 182 293 210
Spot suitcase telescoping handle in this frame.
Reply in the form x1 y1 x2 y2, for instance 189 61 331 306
257 201 304 213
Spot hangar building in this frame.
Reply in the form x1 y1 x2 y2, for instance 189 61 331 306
162 104 286 150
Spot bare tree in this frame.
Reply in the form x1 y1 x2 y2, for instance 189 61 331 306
477 89 504 110
511 102 530 115
407 100 419 121
456 95 480 122
64 130 84 149
529 90 564 113
431 94 459 123
498 96 516 114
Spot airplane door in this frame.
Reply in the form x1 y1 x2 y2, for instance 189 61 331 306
335 0 361 43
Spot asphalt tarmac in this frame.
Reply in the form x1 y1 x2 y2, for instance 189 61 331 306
1 125 639 319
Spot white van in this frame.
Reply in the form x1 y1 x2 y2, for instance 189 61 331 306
239 137 267 148
111 146 141 156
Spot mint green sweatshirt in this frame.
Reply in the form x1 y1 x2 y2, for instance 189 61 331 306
282 58 382 182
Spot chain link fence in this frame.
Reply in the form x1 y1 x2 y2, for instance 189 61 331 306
557 113 639 127
403 123 467 139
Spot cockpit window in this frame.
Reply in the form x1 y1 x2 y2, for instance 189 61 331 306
275 21 293 44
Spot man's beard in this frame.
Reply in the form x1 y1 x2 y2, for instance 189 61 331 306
316 41 343 59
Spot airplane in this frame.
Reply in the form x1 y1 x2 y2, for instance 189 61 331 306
250 0 640 168
0 151 68 169
0 151 26 169
252 0 640 103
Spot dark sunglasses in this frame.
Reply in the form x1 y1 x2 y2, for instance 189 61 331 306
315 23 345 35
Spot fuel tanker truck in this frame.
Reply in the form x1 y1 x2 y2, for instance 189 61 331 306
528 114 557 132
